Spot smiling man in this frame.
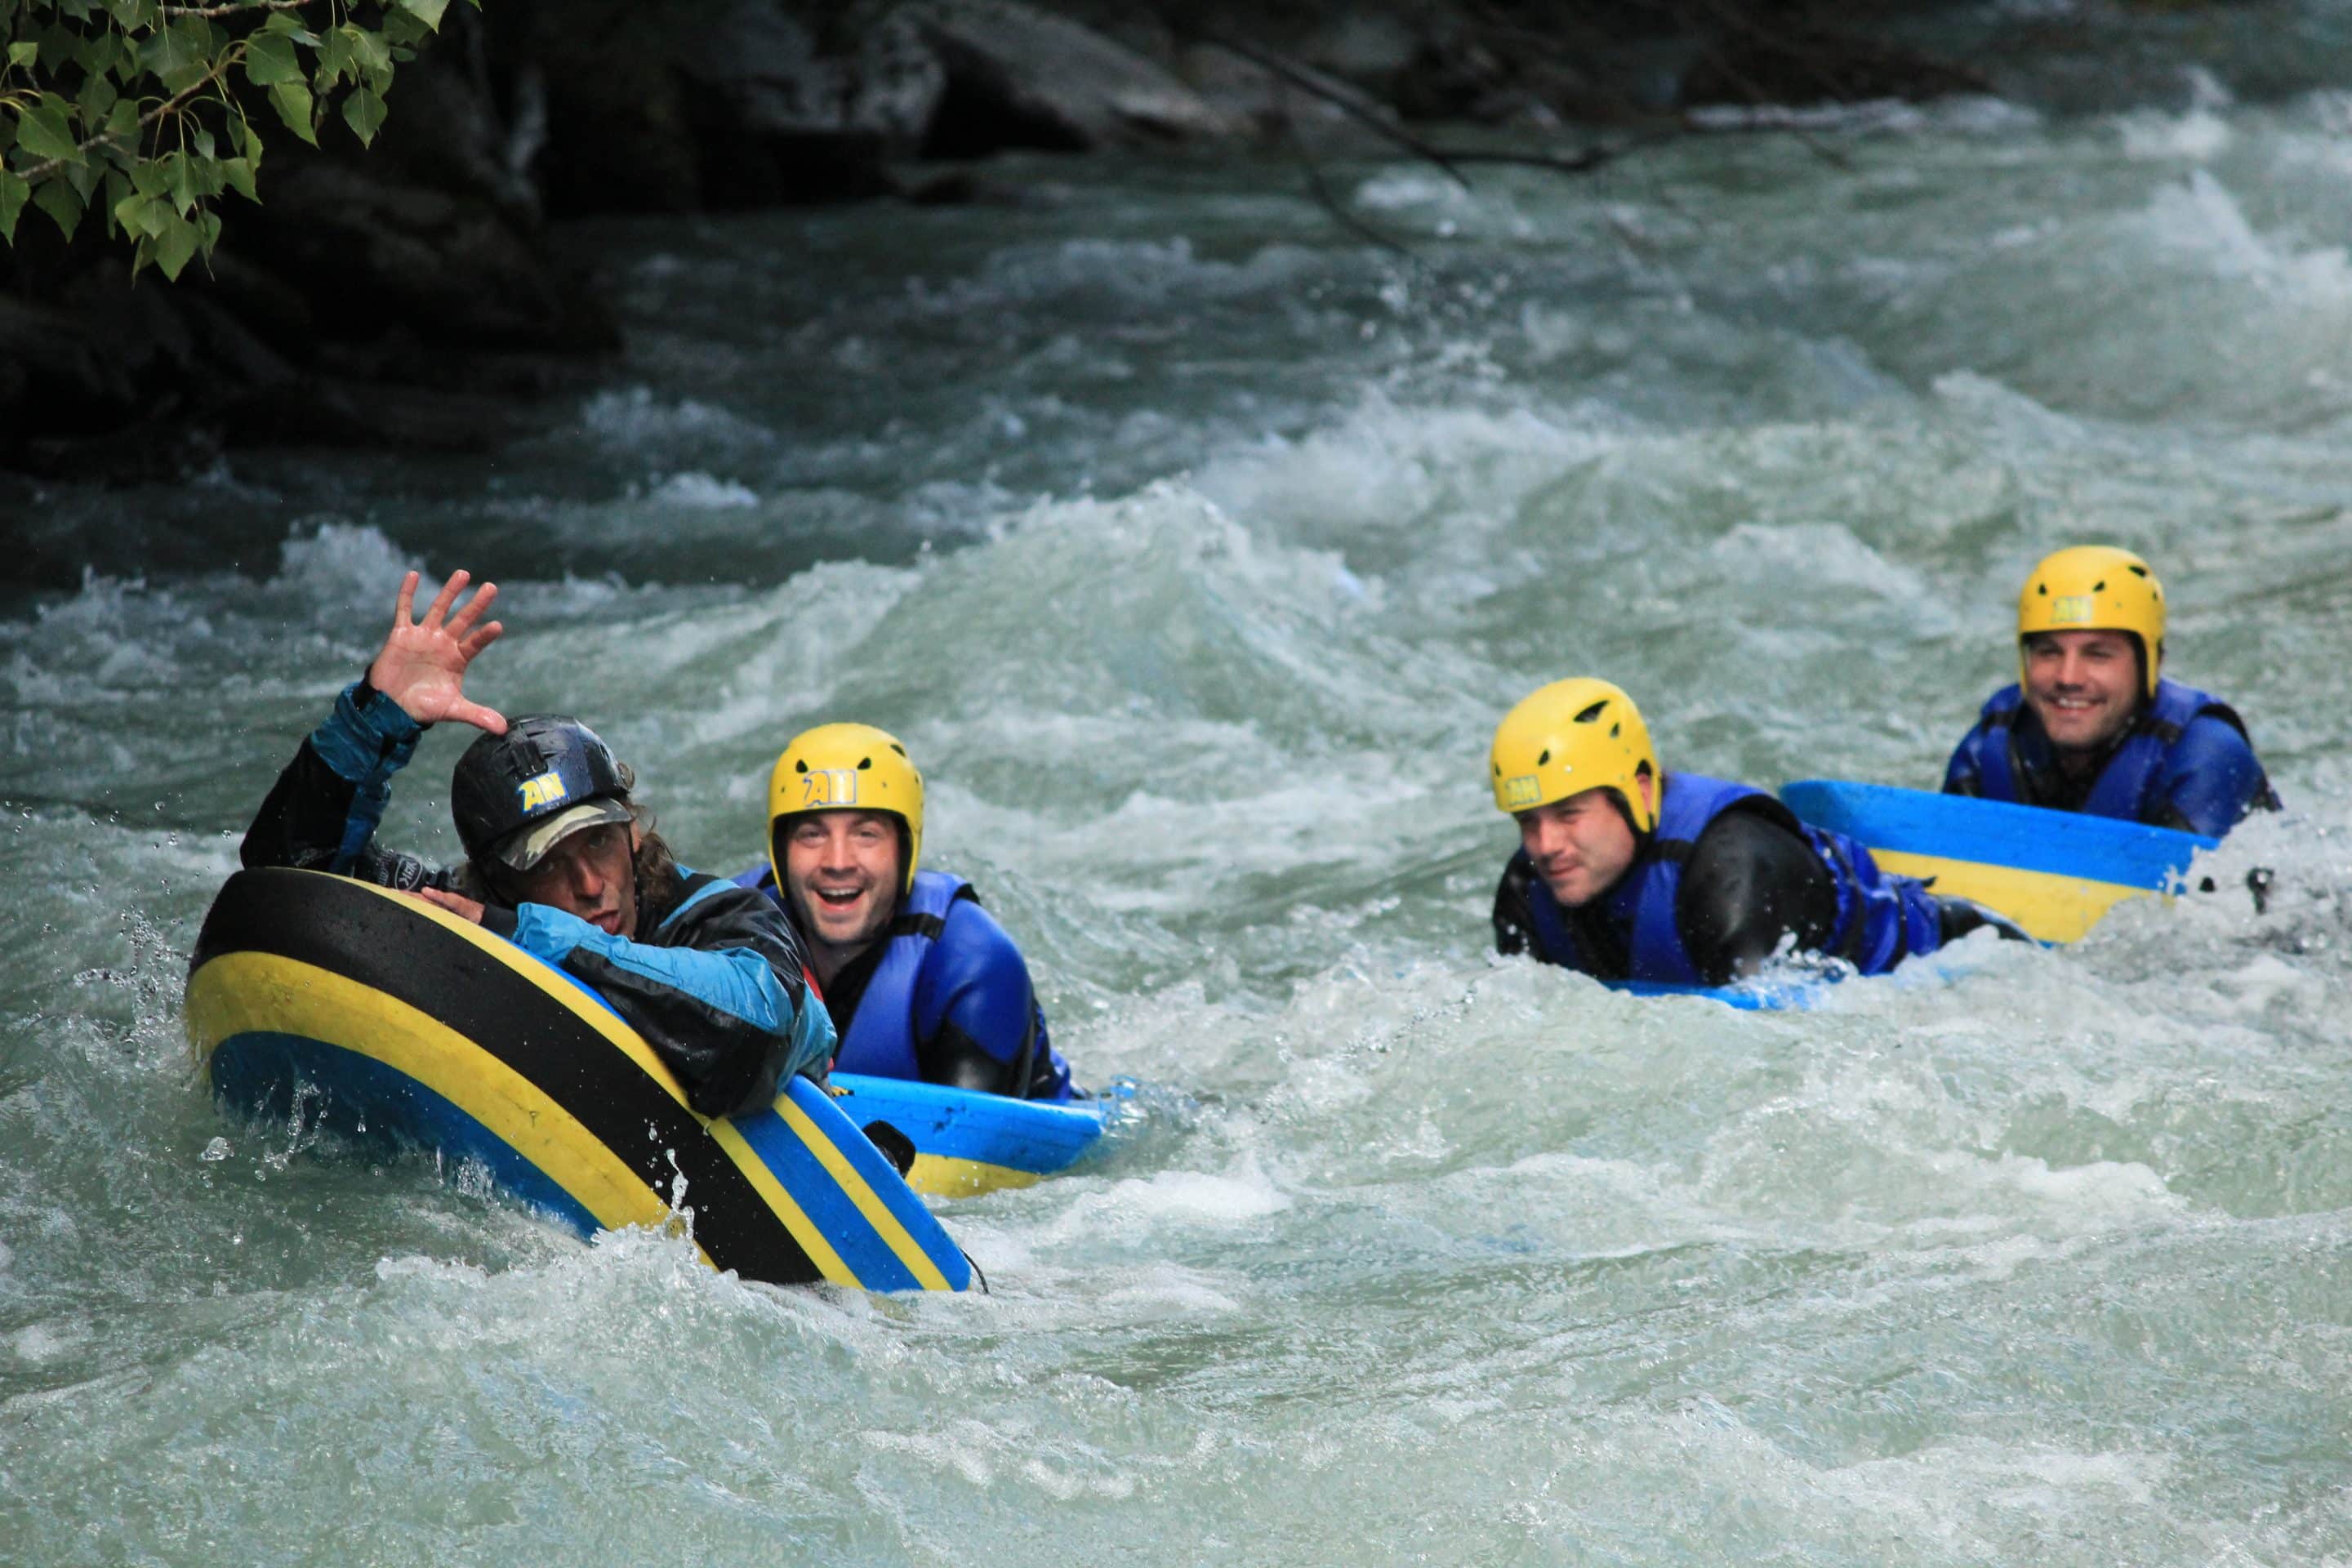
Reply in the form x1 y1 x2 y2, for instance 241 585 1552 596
240 569 835 1118
733 724 1076 1102
1942 546 2278 836
1490 679 2012 987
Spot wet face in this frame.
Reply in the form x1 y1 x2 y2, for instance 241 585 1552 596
510 821 638 937
1517 783 1642 909
2022 629 2142 754
782 810 903 957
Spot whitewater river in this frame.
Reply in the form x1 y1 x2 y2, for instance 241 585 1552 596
8 73 2352 1566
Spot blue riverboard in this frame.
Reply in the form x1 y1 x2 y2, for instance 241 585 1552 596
1781 779 2214 942
187 868 972 1293
826 1072 1109 1196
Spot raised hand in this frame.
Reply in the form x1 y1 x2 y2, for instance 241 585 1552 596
366 568 508 733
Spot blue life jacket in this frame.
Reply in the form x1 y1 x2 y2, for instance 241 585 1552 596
1517 773 1946 984
1964 677 2269 829
730 864 1064 1096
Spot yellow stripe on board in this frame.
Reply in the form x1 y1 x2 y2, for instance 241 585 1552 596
335 883 855 1243
703 1118 858 1287
186 951 695 1250
336 882 693 1105
1870 849 2151 944
907 1155 1041 1199
773 1094 952 1292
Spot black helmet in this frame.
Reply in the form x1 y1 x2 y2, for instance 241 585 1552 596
450 715 635 871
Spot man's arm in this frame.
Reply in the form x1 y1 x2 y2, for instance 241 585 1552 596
241 679 457 891
1677 809 1842 987
914 901 1068 1100
2161 714 2279 837
506 877 834 1119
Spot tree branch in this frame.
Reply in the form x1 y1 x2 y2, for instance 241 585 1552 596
160 0 312 16
11 48 240 185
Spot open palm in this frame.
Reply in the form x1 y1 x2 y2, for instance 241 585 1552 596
367 569 508 733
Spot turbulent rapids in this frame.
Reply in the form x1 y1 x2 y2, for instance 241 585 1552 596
9 78 2352 1566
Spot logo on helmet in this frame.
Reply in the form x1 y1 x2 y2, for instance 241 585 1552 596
516 769 570 812
1502 774 1542 809
2051 594 2096 625
800 768 859 808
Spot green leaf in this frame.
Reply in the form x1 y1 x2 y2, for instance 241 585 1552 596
112 189 150 238
105 0 159 28
163 150 194 214
344 25 392 74
219 154 257 202
15 99 83 164
341 87 385 147
315 27 351 87
9 42 39 70
194 127 216 160
239 116 265 163
62 158 96 201
268 80 316 145
381 10 430 48
136 21 212 96
105 96 139 141
0 169 28 244
195 207 220 253
77 73 118 128
262 12 320 42
149 208 198 278
102 167 130 231
243 33 301 89
397 0 451 29
33 174 83 241
131 159 167 198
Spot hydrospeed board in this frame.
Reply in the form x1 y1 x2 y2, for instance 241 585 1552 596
185 867 972 1293
826 1072 1107 1196
1780 779 2216 943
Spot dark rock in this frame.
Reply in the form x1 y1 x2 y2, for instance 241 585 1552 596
1679 27 1991 109
898 0 1243 156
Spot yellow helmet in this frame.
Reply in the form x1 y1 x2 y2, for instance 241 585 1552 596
765 723 924 893
2016 545 2166 697
1490 677 1661 834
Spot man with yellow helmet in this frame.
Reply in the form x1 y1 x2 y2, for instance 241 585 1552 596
1943 546 2278 836
1490 679 2011 985
731 724 1076 1102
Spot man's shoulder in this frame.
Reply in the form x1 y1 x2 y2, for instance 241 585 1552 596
653 870 800 943
931 883 1027 969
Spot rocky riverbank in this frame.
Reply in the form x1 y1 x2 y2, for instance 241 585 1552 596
0 0 2323 478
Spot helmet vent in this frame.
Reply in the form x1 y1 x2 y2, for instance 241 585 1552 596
795 760 808 773
1610 723 1621 738
1572 701 1609 724
1536 749 1551 766
858 757 873 769
2092 579 2106 592
2127 565 2148 577
2037 585 2048 595
890 742 906 756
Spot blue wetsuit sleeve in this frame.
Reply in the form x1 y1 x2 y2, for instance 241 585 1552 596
2159 715 2276 837
240 679 456 892
913 900 1071 1101
510 879 835 1117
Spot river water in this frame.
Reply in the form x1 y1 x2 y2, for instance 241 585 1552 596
8 63 2352 1567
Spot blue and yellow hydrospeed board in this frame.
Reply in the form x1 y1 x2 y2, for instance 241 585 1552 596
1780 779 2216 943
826 1072 1107 1196
185 868 972 1293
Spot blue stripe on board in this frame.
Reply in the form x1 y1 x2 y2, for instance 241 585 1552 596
729 1096 926 1294
1780 780 2213 886
1606 978 1822 1011
826 1074 1107 1174
210 1031 603 1240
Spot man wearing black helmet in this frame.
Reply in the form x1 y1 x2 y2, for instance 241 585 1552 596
241 568 835 1119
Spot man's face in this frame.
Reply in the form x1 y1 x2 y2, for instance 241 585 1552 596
1517 785 1641 909
2022 629 2141 753
782 810 903 954
510 821 638 936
